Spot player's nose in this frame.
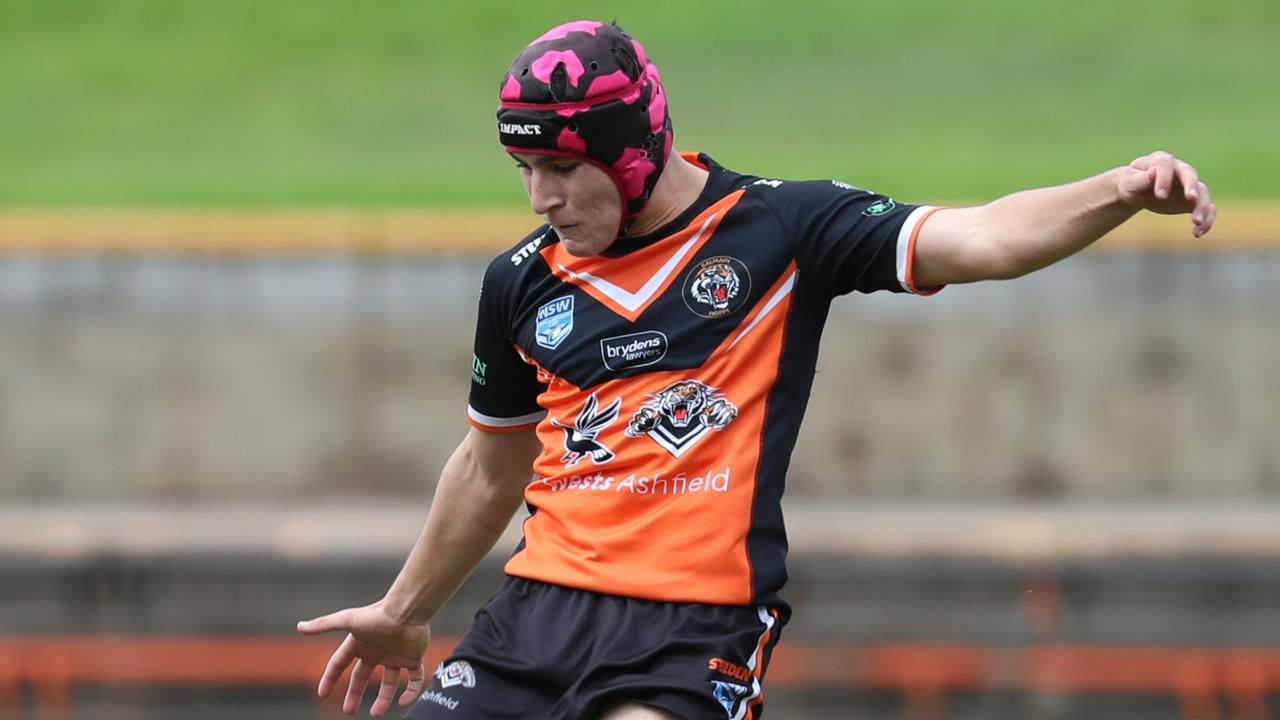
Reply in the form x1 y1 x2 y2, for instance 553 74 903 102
528 170 565 216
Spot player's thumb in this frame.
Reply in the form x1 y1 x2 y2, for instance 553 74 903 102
296 609 352 635
1118 165 1155 200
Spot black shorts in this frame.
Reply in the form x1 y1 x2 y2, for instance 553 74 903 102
405 577 785 720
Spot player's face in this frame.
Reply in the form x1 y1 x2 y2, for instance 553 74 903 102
512 153 621 256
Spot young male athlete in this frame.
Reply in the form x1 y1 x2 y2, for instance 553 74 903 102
297 20 1216 720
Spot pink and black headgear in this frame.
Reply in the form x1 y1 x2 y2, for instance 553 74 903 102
497 20 674 232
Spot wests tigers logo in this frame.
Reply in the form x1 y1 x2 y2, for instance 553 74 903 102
683 256 751 318
625 380 738 457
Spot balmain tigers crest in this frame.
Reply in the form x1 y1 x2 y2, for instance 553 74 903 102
684 256 751 318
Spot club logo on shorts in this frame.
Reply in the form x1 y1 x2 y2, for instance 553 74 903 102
434 660 476 689
711 680 751 716
535 295 574 349
551 393 623 467
625 380 738 457
683 256 751 319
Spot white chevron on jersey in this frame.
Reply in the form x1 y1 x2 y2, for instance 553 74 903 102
555 212 719 314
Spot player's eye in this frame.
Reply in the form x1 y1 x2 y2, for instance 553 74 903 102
551 163 579 176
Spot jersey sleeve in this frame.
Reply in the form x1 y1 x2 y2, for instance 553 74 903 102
466 258 547 433
754 178 943 298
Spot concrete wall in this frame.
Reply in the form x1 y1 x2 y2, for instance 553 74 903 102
0 252 1276 502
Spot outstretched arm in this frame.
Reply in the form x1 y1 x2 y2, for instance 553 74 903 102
912 151 1217 287
379 426 539 625
297 426 540 717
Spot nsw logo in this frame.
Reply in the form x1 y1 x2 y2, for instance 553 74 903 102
710 680 750 716
600 331 668 372
536 296 574 350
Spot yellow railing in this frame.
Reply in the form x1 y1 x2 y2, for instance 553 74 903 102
0 204 1274 255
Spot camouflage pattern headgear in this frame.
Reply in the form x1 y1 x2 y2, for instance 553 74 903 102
497 21 673 230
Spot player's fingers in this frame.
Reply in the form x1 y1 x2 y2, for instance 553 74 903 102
1191 181 1213 237
400 663 426 707
1176 161 1200 203
344 658 375 716
1119 165 1155 206
1124 165 1156 197
1153 160 1174 200
1195 199 1218 238
1191 181 1212 219
317 634 358 698
370 666 403 718
298 608 354 635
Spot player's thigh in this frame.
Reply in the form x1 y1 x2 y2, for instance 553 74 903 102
597 701 684 720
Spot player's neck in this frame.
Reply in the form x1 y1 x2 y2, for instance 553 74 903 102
622 152 709 238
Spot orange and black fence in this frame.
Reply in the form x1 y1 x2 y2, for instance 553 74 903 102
4 551 1280 718
0 636 1277 720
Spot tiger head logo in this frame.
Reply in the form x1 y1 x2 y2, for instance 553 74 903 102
626 379 738 457
690 262 740 311
684 256 750 318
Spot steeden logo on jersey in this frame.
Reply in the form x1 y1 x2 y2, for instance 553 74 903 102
625 379 738 457
510 231 546 266
683 256 751 319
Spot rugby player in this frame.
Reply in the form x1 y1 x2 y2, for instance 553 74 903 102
297 20 1216 720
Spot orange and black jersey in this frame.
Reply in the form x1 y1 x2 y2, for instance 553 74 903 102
467 153 941 612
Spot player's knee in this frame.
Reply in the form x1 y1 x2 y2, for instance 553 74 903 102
596 701 684 720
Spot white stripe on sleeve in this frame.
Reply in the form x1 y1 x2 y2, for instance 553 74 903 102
467 405 546 428
895 205 938 293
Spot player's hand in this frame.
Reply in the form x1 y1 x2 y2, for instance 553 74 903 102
297 600 432 717
1116 150 1216 238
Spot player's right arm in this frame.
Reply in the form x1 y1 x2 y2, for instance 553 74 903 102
298 238 547 717
296 425 539 717
382 426 539 623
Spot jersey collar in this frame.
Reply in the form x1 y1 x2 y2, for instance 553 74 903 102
601 153 735 258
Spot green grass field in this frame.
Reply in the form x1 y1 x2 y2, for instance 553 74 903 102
2 0 1277 207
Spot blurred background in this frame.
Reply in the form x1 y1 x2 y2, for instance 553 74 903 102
1 0 1278 718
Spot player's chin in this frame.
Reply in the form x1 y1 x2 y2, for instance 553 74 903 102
558 230 613 257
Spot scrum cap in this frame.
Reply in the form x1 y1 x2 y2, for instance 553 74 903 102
497 21 673 230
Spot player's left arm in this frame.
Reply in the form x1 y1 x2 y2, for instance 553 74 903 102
911 151 1216 287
